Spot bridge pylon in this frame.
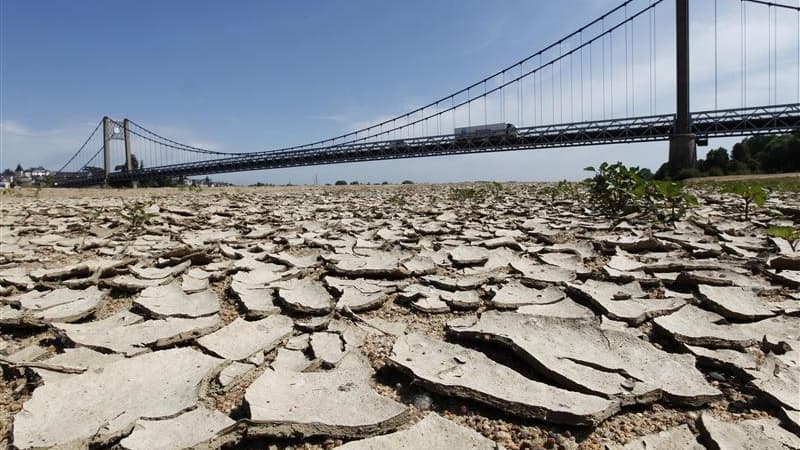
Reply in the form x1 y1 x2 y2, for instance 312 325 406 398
668 0 696 174
123 119 138 188
102 116 112 186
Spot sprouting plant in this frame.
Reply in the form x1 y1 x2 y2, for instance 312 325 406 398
722 182 768 220
635 180 698 223
450 187 485 203
389 193 407 207
489 182 504 193
584 162 645 215
543 180 580 203
766 226 800 251
120 200 155 232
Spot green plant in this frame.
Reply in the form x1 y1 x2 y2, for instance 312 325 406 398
389 194 407 207
722 182 768 220
334 180 348 186
401 180 414 185
635 180 698 223
450 187 485 203
120 200 155 231
543 180 579 203
585 162 698 222
767 226 800 250
584 162 644 215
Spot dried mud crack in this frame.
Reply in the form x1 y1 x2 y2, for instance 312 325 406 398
0 184 798 449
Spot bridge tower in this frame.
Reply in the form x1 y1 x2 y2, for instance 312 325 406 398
668 0 696 173
102 116 112 185
123 119 138 187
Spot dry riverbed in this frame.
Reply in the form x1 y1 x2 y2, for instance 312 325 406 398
0 183 799 449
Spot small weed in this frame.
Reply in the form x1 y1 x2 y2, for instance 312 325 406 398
636 180 698 223
120 200 155 232
389 194 407 207
542 180 579 203
722 182 768 220
450 187 485 203
767 226 800 250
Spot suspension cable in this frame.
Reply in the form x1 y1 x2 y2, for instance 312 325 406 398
742 0 800 11
55 120 102 175
123 120 249 155
715 0 718 109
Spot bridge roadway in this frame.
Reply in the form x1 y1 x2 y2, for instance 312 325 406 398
57 104 800 187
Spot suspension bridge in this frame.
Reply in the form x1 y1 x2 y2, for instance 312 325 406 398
54 0 800 187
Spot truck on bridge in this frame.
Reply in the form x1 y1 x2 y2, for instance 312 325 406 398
454 123 517 141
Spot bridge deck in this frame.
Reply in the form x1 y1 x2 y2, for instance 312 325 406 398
56 104 800 187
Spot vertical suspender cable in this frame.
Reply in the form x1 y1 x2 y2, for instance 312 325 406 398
773 6 777 104
539 54 543 124
769 5 772 105
436 103 440 135
602 18 607 119
590 39 594 120
773 5 777 104
570 42 574 122
580 30 584 121
651 2 658 114
715 0 718 109
631 8 635 116
625 4 629 117
610 27 614 118
519 63 523 125
558 43 564 123
552 64 556 123
501 71 505 123
484 80 488 125
560 45 564 123
741 0 745 107
533 70 537 125
451 99 454 133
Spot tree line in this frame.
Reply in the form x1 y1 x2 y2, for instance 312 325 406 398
655 132 800 179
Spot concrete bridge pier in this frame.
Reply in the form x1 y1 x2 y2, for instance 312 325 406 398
668 134 697 174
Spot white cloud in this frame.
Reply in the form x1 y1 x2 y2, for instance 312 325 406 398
0 120 103 171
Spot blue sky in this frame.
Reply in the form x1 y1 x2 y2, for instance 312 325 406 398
2 0 799 184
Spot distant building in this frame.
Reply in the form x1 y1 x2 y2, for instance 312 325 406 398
0 177 11 189
7 165 50 185
14 174 32 187
29 166 50 178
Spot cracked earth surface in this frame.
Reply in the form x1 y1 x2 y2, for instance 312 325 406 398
0 184 799 449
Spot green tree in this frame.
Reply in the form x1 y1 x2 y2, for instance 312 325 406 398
699 147 730 173
114 154 140 172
